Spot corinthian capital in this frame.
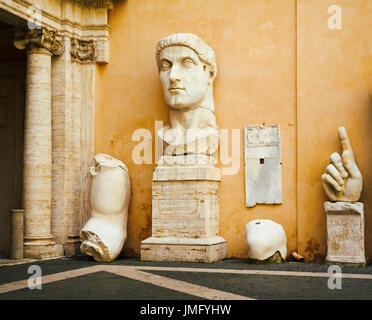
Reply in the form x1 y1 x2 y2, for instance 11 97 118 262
71 38 97 63
14 28 64 56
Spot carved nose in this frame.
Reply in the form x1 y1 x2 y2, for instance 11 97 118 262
169 66 181 82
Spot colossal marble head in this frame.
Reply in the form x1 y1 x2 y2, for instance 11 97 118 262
156 33 217 111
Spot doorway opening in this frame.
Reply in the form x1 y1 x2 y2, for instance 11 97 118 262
0 20 26 258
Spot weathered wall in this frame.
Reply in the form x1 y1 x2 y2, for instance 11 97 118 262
95 0 297 259
95 0 372 260
297 0 372 260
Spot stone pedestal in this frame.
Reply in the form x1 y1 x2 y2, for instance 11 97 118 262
325 201 366 266
141 156 227 263
9 210 24 260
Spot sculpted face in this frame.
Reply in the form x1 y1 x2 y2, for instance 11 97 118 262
158 45 213 110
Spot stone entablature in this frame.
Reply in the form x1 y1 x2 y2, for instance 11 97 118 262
0 0 112 63
77 0 114 8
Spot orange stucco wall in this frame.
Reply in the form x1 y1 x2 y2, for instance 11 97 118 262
297 0 372 260
95 0 372 261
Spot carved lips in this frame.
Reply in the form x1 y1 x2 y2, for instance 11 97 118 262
169 87 186 94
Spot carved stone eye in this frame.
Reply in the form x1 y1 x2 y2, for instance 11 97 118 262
160 60 171 71
182 58 195 68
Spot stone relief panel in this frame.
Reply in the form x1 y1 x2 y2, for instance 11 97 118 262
71 38 97 63
244 124 282 207
325 201 366 265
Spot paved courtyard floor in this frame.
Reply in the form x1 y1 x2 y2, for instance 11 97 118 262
0 256 371 301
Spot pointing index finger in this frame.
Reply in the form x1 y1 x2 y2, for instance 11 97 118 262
338 126 353 154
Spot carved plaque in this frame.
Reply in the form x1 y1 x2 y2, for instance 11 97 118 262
244 124 282 207
325 201 366 265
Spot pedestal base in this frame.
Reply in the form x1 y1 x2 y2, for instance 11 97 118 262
141 236 226 263
142 156 226 263
325 255 366 267
24 243 64 259
325 201 366 266
64 241 82 257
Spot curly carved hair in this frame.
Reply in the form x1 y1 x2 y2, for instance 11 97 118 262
155 33 217 78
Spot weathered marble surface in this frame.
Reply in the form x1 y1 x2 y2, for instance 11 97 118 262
156 33 219 156
80 154 130 262
245 219 287 262
141 237 226 263
154 155 220 181
321 127 362 202
141 155 226 262
244 125 282 207
325 201 366 266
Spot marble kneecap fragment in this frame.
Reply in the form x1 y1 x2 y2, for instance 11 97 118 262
80 153 130 262
245 219 287 261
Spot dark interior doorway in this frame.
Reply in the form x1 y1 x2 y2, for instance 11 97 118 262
0 20 26 257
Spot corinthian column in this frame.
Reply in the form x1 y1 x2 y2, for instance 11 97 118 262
14 28 65 259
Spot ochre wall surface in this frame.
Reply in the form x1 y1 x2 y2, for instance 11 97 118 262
95 0 372 261
297 0 372 260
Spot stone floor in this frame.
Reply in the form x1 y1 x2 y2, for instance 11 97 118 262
0 253 35 267
0 256 371 300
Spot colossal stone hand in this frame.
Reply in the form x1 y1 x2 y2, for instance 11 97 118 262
321 127 362 202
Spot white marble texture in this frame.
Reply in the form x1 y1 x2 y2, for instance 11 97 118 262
321 127 362 202
244 125 282 207
155 33 219 156
80 154 130 262
245 219 287 261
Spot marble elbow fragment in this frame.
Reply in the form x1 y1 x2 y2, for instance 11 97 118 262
80 154 130 262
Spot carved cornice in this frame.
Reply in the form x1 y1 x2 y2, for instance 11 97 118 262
75 0 114 9
71 38 97 63
14 28 64 56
